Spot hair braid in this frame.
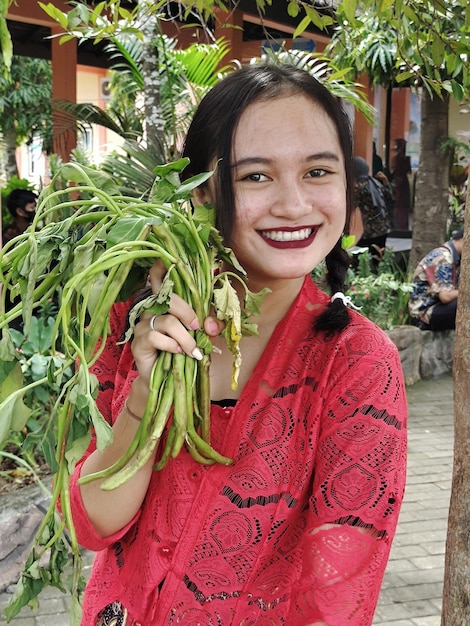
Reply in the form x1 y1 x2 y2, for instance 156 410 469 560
314 241 351 335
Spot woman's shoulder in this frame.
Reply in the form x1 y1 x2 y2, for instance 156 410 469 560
109 300 133 336
340 309 400 360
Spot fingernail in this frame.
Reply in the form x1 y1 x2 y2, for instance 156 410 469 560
190 318 199 330
192 347 203 361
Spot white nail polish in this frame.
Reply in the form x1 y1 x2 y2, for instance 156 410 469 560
192 347 203 361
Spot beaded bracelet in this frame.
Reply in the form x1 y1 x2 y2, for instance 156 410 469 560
124 399 143 421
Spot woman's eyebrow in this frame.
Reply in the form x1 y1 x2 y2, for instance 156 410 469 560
231 156 271 169
231 151 341 169
305 151 342 163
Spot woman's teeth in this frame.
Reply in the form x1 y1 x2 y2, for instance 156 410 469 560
261 228 313 242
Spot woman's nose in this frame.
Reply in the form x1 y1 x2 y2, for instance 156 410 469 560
272 178 312 218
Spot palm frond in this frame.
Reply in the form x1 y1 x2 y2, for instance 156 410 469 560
105 36 144 90
262 49 375 123
100 138 165 198
52 100 141 139
172 37 233 89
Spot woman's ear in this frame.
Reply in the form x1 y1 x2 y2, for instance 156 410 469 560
192 185 212 207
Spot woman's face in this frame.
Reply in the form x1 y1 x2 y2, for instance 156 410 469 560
222 93 347 290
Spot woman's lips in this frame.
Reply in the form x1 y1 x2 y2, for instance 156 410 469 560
259 227 318 249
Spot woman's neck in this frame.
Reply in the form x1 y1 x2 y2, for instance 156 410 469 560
246 275 306 329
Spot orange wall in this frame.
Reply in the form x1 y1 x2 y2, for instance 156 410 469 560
76 66 120 158
7 0 72 25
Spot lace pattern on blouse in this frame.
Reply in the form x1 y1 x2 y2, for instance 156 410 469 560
71 278 407 626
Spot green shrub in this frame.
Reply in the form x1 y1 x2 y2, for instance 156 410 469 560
346 247 413 330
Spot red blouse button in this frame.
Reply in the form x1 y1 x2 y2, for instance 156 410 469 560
189 469 201 481
158 545 173 558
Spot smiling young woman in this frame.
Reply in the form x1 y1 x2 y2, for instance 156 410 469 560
70 64 407 626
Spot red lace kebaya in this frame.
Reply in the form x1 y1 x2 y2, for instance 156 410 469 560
70 277 407 625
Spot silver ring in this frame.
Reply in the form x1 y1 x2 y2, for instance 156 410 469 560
149 315 157 332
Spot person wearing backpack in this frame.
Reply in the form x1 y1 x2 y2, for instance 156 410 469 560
353 156 394 268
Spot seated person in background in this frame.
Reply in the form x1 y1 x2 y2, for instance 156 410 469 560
408 228 464 330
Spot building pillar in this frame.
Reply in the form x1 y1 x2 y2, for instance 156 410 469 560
389 88 411 160
51 25 77 161
353 76 374 167
214 8 244 62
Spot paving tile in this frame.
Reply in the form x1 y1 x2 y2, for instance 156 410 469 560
398 568 444 586
411 617 442 626
409 554 446 570
374 597 438 621
375 620 414 626
373 374 453 625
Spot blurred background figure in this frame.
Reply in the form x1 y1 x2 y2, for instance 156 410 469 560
353 156 394 269
2 188 38 245
1 188 38 330
390 138 411 231
372 141 384 176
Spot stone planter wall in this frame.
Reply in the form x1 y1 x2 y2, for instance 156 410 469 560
385 326 455 386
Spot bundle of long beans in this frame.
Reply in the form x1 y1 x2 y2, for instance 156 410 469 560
0 159 267 623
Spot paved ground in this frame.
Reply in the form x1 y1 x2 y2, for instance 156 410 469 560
0 374 454 625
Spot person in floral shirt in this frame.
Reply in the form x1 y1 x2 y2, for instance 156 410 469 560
409 228 464 330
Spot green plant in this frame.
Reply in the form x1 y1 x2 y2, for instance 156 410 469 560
0 158 267 623
441 137 468 236
10 304 71 398
0 304 73 485
448 182 466 237
346 248 413 330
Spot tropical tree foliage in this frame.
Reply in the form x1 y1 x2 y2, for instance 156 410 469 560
55 34 232 160
327 0 470 268
0 56 52 181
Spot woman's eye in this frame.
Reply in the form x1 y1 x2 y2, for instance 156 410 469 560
307 168 326 178
242 173 268 182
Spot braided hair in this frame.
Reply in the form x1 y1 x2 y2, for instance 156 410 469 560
314 243 351 334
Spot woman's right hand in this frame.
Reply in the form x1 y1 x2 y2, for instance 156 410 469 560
131 260 224 386
131 299 202 386
77 260 224 537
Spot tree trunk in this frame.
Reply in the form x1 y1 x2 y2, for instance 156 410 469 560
0 133 6 186
441 176 470 625
141 8 166 162
409 90 449 269
3 126 19 180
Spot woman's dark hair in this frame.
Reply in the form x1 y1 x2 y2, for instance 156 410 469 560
182 62 354 333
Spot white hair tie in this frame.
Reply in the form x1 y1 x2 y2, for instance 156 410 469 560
331 292 362 310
